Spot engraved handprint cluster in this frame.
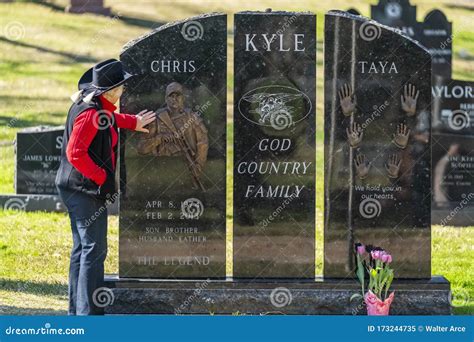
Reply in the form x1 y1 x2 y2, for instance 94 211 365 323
339 83 419 180
339 84 357 116
401 83 419 116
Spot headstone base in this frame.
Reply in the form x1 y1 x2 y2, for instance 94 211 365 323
104 275 451 315
0 194 118 215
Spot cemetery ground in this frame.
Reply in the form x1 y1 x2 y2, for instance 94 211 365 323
0 1 473 315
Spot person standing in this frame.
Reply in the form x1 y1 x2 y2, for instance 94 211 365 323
55 59 155 315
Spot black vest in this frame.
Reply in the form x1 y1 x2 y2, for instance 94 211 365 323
55 98 117 200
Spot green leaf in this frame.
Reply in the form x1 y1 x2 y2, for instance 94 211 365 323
350 293 363 302
385 270 394 299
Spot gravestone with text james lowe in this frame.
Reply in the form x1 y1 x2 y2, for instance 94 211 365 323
233 11 316 278
15 126 64 195
119 13 227 279
324 11 432 278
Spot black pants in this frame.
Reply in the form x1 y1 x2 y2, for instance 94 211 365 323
57 186 108 315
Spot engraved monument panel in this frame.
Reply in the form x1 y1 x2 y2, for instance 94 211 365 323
233 11 316 278
324 11 432 278
119 14 227 278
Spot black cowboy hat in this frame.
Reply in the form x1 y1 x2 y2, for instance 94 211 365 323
71 59 135 102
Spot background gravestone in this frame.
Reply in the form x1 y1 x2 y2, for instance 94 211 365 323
119 13 227 279
15 126 63 195
324 11 432 279
371 0 452 79
347 8 361 16
66 0 111 16
432 77 474 225
233 11 316 278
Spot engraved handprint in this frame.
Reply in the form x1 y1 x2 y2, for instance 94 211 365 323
339 84 357 116
354 154 370 180
385 154 402 179
346 122 364 148
401 83 419 116
392 123 410 149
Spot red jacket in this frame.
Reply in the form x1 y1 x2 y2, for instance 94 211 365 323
66 95 137 186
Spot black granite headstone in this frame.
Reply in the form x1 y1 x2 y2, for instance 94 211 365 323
15 126 64 195
432 77 474 135
432 77 474 225
233 11 316 278
371 0 417 33
324 11 432 279
371 0 452 78
119 13 227 279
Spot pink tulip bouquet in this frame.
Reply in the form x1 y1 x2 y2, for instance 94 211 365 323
351 243 395 315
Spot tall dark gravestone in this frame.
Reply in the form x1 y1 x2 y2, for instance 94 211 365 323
324 11 432 278
371 0 452 78
119 14 227 278
15 126 64 195
103 12 450 315
432 77 474 225
233 11 316 278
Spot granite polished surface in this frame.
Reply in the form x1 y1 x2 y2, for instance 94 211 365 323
324 11 432 278
16 126 64 195
233 11 316 279
119 14 227 279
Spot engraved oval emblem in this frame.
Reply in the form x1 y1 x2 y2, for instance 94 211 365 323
238 85 312 130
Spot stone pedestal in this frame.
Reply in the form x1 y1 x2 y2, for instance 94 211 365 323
0 193 118 215
103 275 451 315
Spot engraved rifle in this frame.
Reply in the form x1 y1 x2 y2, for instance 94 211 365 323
159 110 206 192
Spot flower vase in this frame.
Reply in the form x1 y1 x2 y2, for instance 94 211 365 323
364 290 395 315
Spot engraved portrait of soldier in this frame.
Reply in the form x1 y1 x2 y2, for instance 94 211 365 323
136 82 209 191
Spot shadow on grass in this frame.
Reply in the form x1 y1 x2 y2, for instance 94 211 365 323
169 2 211 17
0 305 66 315
452 304 474 315
446 4 474 12
456 52 474 61
31 0 164 30
0 37 99 64
0 278 67 297
30 0 66 12
0 115 64 129
116 14 164 30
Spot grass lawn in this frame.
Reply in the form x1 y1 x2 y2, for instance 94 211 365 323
0 0 473 315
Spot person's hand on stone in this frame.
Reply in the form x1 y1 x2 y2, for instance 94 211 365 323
386 154 402 178
339 84 357 116
354 154 370 180
346 122 363 148
392 123 410 149
401 84 419 116
135 110 156 133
